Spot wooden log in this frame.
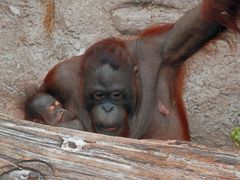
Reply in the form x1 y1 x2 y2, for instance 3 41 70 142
0 117 239 180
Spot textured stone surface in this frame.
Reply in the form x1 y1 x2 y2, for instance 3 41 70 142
0 0 239 151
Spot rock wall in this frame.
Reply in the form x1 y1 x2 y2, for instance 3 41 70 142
0 0 239 150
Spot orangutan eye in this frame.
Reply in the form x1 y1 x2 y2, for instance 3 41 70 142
94 92 105 100
111 91 123 100
55 101 62 108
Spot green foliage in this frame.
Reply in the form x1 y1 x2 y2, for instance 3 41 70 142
231 127 240 147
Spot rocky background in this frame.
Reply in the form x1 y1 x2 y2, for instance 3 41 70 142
0 0 239 151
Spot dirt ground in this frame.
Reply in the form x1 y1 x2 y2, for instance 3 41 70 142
0 0 239 151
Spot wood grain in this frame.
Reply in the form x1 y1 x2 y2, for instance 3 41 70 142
0 118 239 179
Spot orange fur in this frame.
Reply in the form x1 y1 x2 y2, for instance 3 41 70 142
140 23 190 140
173 65 190 140
140 0 240 141
200 0 240 51
201 0 240 33
24 0 240 140
139 23 175 37
172 0 240 140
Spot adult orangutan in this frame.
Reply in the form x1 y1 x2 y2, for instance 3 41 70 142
24 0 240 141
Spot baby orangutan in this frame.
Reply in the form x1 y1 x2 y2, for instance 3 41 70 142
25 92 84 130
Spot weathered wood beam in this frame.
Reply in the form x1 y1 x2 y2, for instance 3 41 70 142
0 117 239 180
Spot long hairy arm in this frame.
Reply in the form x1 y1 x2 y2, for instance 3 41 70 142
161 0 240 65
